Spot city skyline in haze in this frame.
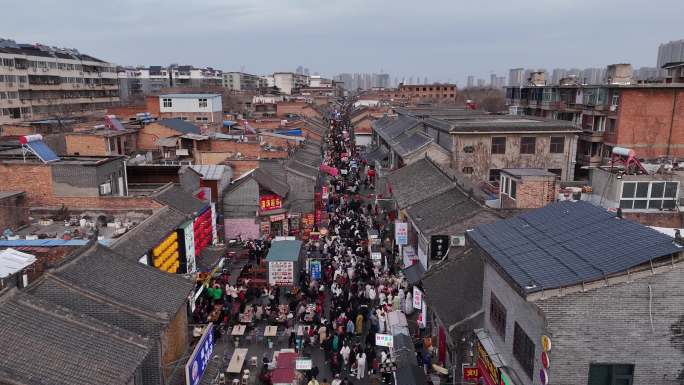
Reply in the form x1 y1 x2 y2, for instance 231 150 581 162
3 0 683 85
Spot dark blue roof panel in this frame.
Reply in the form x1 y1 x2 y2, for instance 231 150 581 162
469 201 682 294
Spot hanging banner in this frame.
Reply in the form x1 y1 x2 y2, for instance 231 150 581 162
395 222 408 245
413 287 422 310
310 260 321 280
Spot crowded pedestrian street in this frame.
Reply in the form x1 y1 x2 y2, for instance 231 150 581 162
197 103 429 385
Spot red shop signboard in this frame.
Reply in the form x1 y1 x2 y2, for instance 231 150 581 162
260 194 282 212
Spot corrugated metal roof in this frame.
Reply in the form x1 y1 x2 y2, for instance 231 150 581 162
0 239 89 247
0 248 36 278
469 201 683 294
191 165 230 181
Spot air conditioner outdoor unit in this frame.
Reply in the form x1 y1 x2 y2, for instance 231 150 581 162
609 105 617 112
451 235 465 247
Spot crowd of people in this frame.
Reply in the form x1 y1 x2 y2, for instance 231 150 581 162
197 105 424 385
283 107 418 385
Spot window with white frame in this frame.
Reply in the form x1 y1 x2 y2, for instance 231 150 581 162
162 98 172 108
619 181 678 210
99 181 112 196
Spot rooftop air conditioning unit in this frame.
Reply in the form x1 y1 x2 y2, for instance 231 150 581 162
451 235 465 247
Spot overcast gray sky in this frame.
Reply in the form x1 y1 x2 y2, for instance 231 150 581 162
3 0 683 84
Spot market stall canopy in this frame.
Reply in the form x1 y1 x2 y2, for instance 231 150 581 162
265 240 303 262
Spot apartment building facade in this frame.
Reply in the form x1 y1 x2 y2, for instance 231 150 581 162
0 39 119 124
157 93 223 127
273 72 309 95
505 83 684 172
396 83 458 104
118 65 222 102
222 72 263 91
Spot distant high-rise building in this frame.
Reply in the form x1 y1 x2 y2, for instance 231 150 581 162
477 78 486 87
582 68 604 85
423 76 428 85
551 68 567 85
508 68 525 87
408 76 414 85
467 76 475 88
296 65 304 75
490 74 497 87
495 76 506 89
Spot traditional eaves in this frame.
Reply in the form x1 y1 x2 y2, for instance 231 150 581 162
110 206 188 262
152 184 209 216
386 158 453 209
253 168 290 197
56 242 193 317
0 290 149 385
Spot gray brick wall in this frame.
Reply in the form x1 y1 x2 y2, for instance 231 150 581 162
483 263 546 385
482 261 684 385
537 264 684 385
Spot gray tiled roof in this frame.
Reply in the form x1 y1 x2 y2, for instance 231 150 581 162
253 168 290 197
53 242 193 317
362 146 389 162
373 115 421 143
406 187 486 237
286 159 318 180
386 158 454 209
27 275 165 384
447 116 580 133
469 200 683 294
394 131 433 156
153 184 209 216
110 206 188 262
422 247 484 328
0 290 149 385
155 118 201 134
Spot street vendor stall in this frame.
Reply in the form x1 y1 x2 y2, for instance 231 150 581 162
265 240 303 287
271 350 298 385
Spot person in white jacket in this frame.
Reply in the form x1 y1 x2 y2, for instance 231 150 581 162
340 344 351 372
356 351 367 379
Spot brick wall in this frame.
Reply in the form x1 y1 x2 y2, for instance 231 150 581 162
107 105 147 121
209 140 261 157
536 263 684 385
248 119 282 129
0 192 28 232
1 124 34 137
276 102 322 119
0 163 161 210
501 177 558 209
623 211 683 228
224 159 259 179
261 135 299 149
65 134 108 156
138 122 183 150
145 96 161 116
196 151 231 165
161 306 189 382
611 88 684 158
453 133 576 183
